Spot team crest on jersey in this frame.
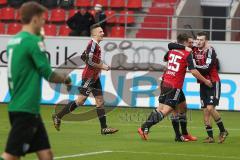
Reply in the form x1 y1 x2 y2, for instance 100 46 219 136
38 42 46 52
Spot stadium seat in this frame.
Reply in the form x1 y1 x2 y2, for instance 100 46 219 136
50 8 66 22
0 0 7 5
44 24 57 36
0 7 15 20
75 0 92 7
118 10 135 24
110 26 125 37
127 0 142 9
93 0 108 7
7 23 21 35
0 23 5 34
59 25 71 36
68 9 78 18
110 0 125 8
105 10 116 23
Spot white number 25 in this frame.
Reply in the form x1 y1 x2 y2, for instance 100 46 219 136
167 54 182 72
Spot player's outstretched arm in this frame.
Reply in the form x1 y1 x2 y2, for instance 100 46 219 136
48 71 71 85
190 69 212 87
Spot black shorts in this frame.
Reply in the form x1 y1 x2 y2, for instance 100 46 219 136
158 86 186 109
5 112 50 156
200 81 221 108
79 78 103 97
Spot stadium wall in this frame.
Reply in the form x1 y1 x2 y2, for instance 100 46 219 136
0 36 240 110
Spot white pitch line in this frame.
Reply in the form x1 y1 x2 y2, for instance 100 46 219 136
54 150 113 159
113 151 240 160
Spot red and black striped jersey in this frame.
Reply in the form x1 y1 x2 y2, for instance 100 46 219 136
192 46 220 82
82 39 101 80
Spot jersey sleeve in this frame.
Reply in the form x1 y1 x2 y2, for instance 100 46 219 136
163 51 169 62
28 38 53 80
168 42 185 50
194 47 217 73
186 53 196 70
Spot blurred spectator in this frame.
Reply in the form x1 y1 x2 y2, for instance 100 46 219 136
67 8 95 36
94 4 107 33
8 0 24 7
41 0 59 8
59 0 74 9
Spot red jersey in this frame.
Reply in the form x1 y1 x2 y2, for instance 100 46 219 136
82 39 101 80
163 49 195 89
192 46 220 82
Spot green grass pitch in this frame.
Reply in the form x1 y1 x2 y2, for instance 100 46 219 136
0 104 239 160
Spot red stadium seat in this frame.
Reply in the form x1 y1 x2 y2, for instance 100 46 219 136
59 25 71 36
68 9 78 18
93 0 108 7
127 0 142 9
44 24 57 36
44 11 49 21
110 26 125 37
110 0 125 8
50 8 66 22
118 10 135 24
0 0 7 5
75 0 92 7
7 23 22 35
0 23 5 34
0 7 15 20
105 10 116 23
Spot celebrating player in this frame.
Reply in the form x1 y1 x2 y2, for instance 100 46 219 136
52 24 118 135
1 2 71 160
168 32 228 143
165 35 197 142
138 33 212 141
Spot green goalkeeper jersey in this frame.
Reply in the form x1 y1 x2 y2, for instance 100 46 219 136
7 31 53 114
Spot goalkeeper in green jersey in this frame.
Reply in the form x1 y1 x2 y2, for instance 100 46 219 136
1 2 71 160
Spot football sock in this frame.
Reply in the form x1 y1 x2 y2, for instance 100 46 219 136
171 114 181 138
205 125 213 138
141 109 164 130
215 118 226 132
96 107 107 129
57 101 78 119
179 113 188 135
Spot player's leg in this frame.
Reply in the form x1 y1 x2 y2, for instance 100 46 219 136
138 87 179 140
1 153 19 160
200 83 214 143
52 79 91 131
31 116 53 160
170 110 184 141
177 93 197 141
203 108 214 143
206 81 228 143
36 149 53 160
138 103 172 140
93 78 118 135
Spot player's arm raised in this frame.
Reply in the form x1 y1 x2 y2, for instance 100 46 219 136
187 53 212 88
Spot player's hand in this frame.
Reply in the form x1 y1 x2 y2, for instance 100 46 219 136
64 76 71 85
103 64 110 71
185 47 192 52
204 80 212 88
64 76 72 92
